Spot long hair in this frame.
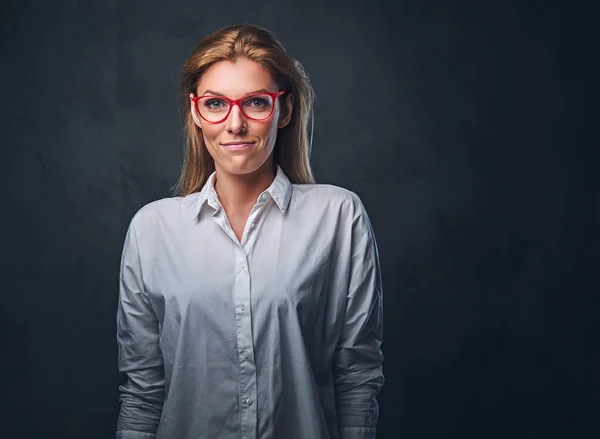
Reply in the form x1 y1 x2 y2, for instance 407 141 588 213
173 24 316 196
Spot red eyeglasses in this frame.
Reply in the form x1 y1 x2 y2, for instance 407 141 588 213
191 91 286 124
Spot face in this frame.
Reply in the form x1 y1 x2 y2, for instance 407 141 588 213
190 58 293 178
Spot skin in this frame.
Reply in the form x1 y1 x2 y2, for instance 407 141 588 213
189 58 294 241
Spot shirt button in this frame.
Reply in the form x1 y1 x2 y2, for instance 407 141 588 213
243 351 249 359
240 262 246 269
250 222 256 228
240 305 246 311
246 398 253 406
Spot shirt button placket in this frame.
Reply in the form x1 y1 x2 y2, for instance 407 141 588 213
234 250 257 439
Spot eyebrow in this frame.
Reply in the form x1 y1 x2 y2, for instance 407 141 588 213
201 88 270 96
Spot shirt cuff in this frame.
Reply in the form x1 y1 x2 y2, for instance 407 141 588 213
116 430 156 439
339 426 377 439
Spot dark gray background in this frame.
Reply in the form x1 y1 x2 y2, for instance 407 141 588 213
1 0 596 438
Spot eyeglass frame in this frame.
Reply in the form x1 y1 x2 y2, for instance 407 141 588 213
190 91 286 124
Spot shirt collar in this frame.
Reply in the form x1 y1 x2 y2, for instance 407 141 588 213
192 163 292 220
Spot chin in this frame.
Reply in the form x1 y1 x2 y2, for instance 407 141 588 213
222 157 272 176
222 160 262 175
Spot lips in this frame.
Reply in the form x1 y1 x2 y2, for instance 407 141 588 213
221 141 255 150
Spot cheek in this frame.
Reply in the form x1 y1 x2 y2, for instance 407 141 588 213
260 121 279 145
200 130 221 157
202 128 219 143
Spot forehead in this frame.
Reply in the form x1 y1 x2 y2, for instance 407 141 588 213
197 59 277 96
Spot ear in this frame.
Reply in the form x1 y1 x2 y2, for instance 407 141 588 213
189 93 203 129
277 93 294 129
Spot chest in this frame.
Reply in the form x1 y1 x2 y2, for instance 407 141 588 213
228 216 247 242
143 214 343 330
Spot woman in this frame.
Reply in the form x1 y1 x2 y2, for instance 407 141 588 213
116 24 384 439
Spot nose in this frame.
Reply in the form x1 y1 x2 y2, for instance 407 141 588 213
226 103 247 134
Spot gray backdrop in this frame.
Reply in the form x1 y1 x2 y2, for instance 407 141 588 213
1 0 596 438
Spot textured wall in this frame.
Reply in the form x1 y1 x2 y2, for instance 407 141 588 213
1 0 595 438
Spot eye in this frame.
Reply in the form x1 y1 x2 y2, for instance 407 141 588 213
204 98 226 109
248 97 268 107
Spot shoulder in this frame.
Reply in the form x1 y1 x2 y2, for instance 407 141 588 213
131 196 179 222
291 182 367 216
292 182 363 205
128 194 199 232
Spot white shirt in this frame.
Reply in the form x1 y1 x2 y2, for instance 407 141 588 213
116 164 384 439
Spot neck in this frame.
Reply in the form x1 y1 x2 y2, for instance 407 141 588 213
214 159 276 214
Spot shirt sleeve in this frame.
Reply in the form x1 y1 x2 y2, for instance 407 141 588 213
334 194 385 439
116 220 165 439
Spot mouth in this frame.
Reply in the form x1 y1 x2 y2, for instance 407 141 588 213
221 141 256 151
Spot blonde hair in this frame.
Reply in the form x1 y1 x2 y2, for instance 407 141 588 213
172 24 316 196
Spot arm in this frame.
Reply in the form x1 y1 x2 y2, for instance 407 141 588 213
334 195 385 439
116 221 165 439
